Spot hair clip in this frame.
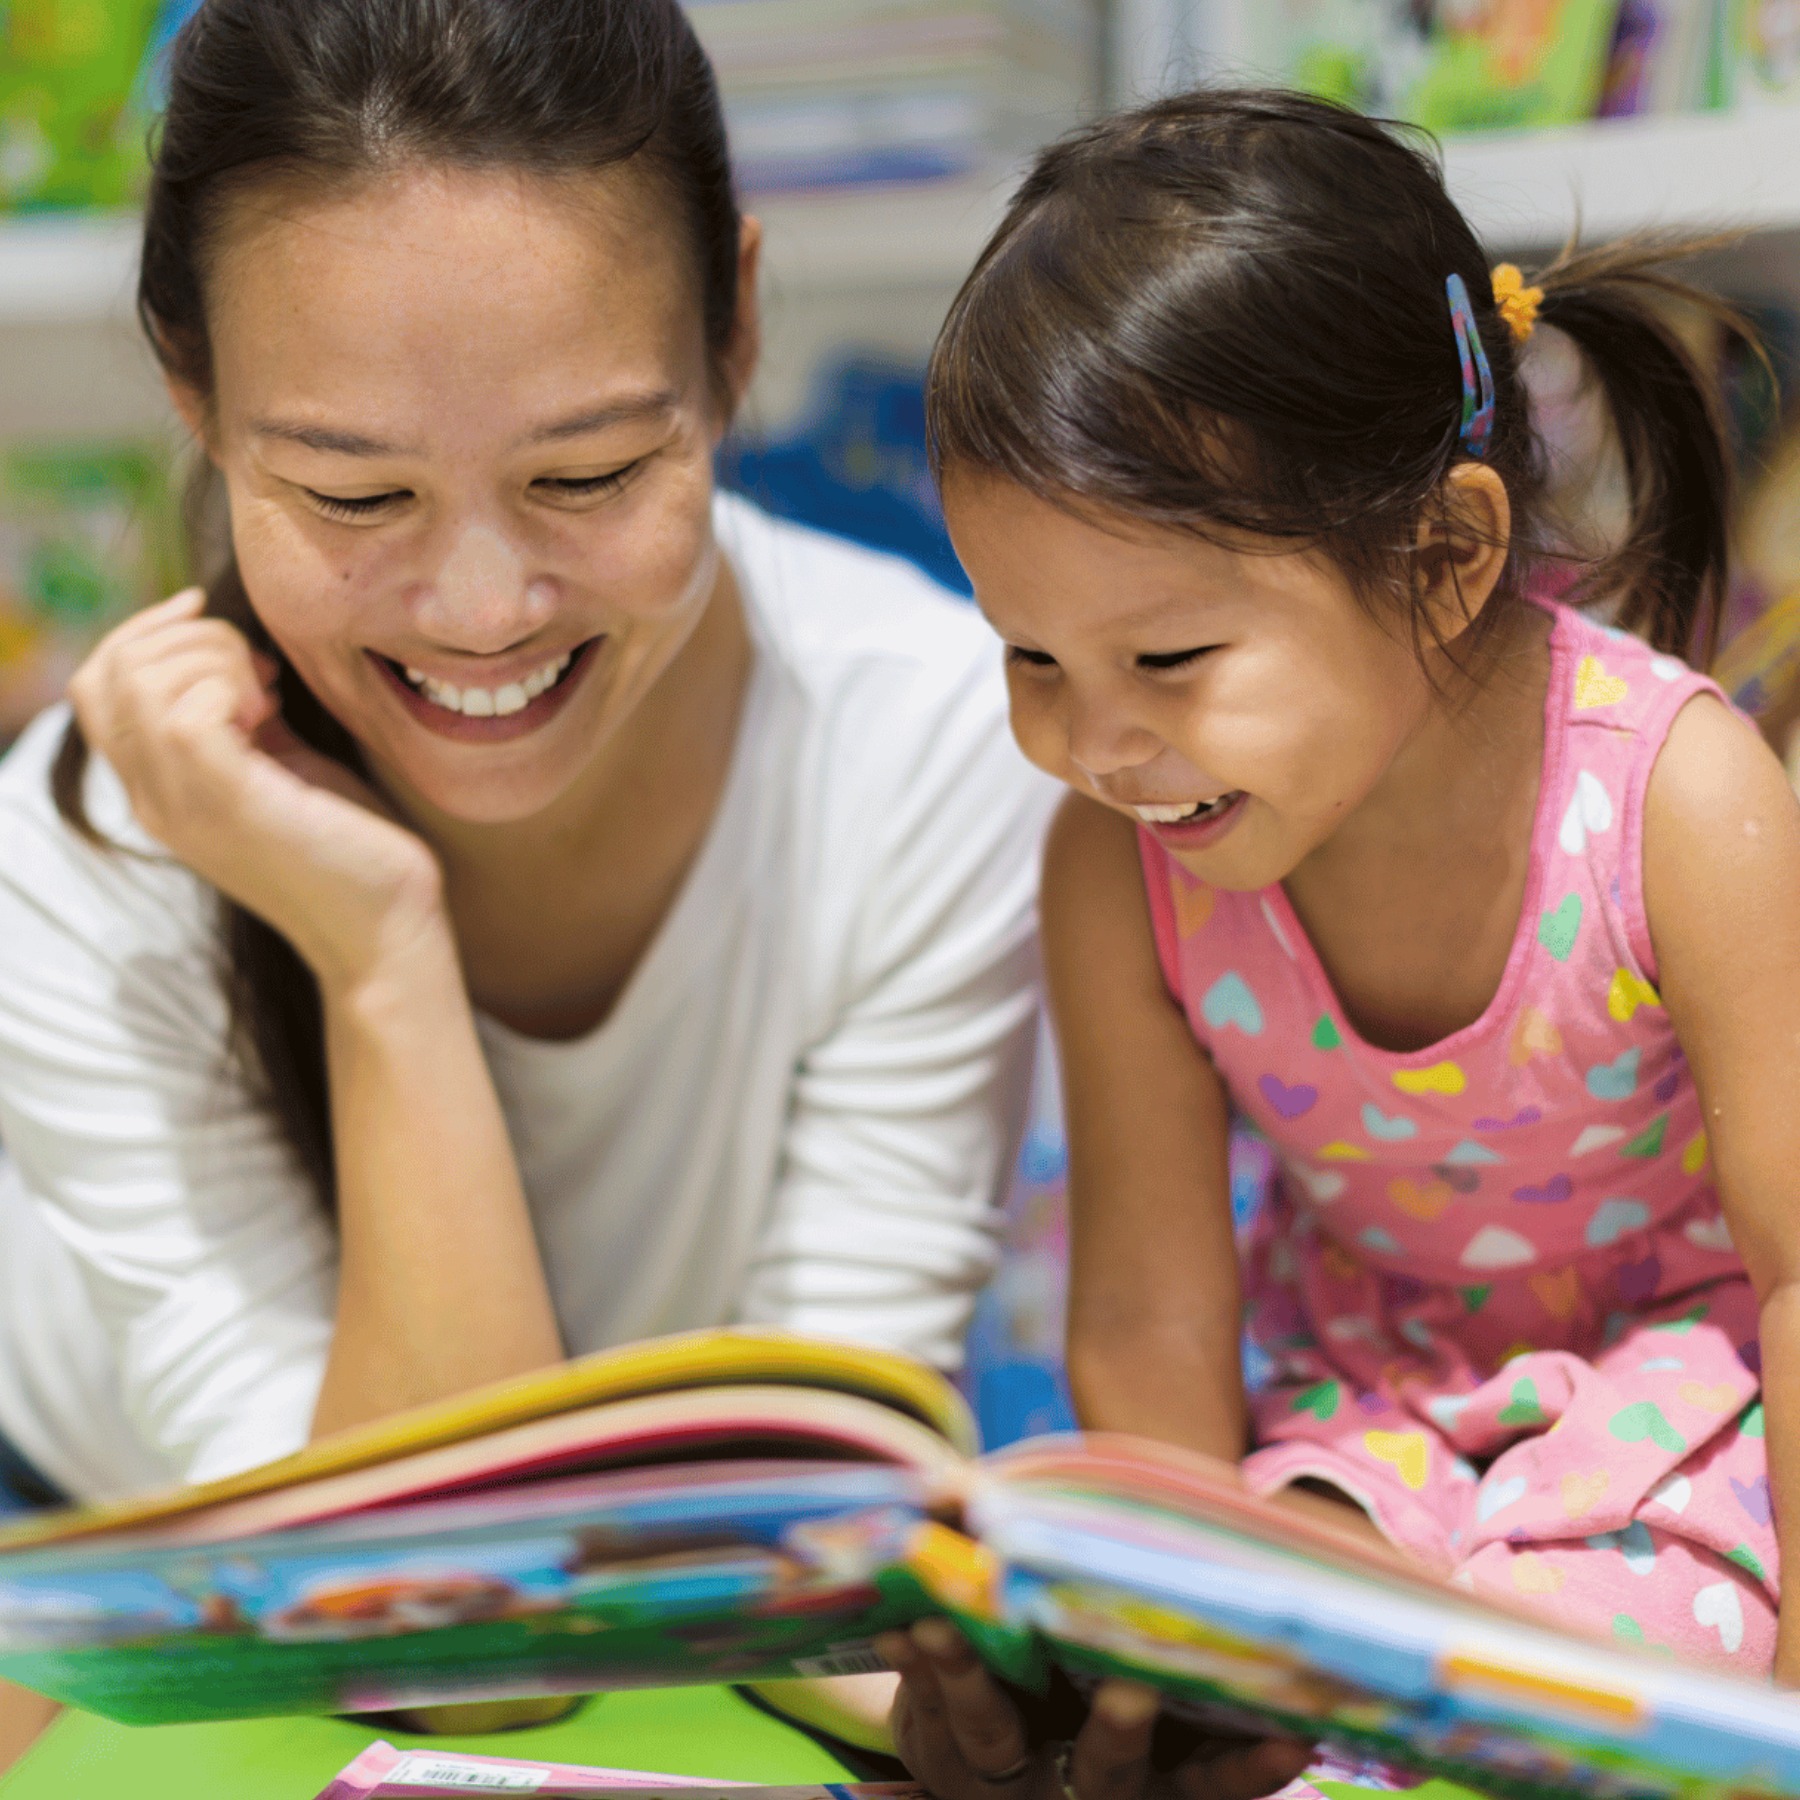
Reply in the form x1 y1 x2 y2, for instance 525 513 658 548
1491 262 1544 343
1446 272 1495 457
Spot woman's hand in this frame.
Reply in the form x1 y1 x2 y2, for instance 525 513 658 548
70 589 445 994
882 1622 1312 1800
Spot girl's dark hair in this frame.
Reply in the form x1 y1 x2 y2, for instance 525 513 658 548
927 87 1741 667
52 0 741 1208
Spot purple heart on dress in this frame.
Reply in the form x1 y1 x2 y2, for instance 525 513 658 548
1732 1473 1773 1527
1653 1070 1682 1104
1615 1254 1662 1304
1357 1390 1388 1416
1475 1107 1542 1131
1258 1074 1318 1120
1512 1174 1572 1204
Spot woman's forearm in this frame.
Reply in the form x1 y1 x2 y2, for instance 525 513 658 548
310 920 562 1439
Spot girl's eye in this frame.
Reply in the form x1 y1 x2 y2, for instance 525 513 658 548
306 488 408 521
1138 646 1215 670
1006 645 1058 669
532 463 640 502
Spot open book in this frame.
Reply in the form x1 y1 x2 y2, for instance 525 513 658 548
2 1328 1797 1800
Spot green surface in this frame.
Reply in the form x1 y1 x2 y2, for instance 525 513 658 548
0 1684 850 1800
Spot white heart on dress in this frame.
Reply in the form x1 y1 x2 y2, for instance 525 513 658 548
1647 1472 1692 1515
1478 1474 1528 1523
1461 1224 1537 1270
1559 769 1615 856
1684 1216 1734 1253
1693 1580 1745 1654
1288 1163 1347 1204
1570 1124 1626 1158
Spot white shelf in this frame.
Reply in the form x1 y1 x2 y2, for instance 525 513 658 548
1442 110 1800 249
752 168 1016 290
7 115 1800 329
0 212 140 325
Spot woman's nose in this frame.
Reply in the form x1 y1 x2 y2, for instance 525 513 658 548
407 521 555 651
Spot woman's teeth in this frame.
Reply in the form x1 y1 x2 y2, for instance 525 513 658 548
1133 796 1234 824
403 650 572 717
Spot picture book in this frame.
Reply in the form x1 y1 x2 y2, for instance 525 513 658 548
317 1740 926 1800
6 1328 1800 1800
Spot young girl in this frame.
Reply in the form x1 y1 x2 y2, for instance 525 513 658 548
887 86 1800 1800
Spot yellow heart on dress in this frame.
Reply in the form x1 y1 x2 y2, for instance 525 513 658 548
1173 879 1214 939
1318 1141 1372 1161
1561 1468 1610 1517
1676 1380 1739 1413
1508 1007 1562 1067
1510 1552 1566 1595
1608 968 1662 1023
1393 1061 1467 1097
1364 1429 1430 1491
1529 1267 1579 1320
1388 1177 1452 1221
1681 1131 1708 1176
1497 1340 1537 1369
1574 655 1629 710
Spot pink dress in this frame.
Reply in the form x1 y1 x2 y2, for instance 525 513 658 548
1138 603 1774 1672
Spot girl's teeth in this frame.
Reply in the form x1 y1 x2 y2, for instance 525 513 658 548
406 650 572 717
1132 796 1232 824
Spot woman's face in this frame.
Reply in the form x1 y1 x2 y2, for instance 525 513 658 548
189 162 756 825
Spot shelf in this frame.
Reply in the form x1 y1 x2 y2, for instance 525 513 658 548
1441 110 1800 250
0 212 140 325
7 114 1800 328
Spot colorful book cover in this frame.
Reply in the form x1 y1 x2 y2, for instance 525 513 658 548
10 1331 1800 1799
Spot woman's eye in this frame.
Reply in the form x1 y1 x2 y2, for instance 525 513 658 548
532 464 639 502
1006 645 1058 669
1138 646 1215 670
305 488 408 521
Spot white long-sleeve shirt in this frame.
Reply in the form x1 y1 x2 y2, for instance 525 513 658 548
0 496 1056 1501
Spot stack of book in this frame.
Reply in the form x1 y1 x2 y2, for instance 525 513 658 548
685 0 1102 195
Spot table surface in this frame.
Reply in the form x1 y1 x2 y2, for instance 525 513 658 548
0 1684 851 1799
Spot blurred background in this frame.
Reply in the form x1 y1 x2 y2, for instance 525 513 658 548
6 0 1800 1450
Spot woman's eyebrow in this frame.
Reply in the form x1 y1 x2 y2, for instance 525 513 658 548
525 391 679 444
251 419 403 456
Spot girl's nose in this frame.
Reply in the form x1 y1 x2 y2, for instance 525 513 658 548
1065 694 1160 782
407 522 555 651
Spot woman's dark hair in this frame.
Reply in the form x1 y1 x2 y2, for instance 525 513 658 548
52 0 741 1209
927 87 1742 667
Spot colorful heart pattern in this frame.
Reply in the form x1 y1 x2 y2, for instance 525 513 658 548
1363 1429 1430 1491
1559 769 1615 855
1574 655 1629 709
1537 893 1582 961
1200 970 1263 1036
1258 1074 1318 1120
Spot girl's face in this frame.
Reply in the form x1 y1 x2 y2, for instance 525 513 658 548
942 473 1440 891
187 162 755 825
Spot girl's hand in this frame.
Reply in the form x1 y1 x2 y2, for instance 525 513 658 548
882 1622 1312 1800
70 589 445 995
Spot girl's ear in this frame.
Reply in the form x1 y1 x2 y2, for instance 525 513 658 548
1413 460 1511 646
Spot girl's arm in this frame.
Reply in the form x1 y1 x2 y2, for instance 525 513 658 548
70 592 562 1445
1643 695 1800 1684
1043 793 1246 1458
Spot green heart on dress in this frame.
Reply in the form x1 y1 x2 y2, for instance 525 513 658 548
1608 1401 1687 1454
1612 1614 1645 1643
1311 1014 1342 1051
1650 1304 1709 1335
1727 1544 1768 1582
1740 1400 1765 1439
1290 1379 1341 1421
1497 1377 1546 1428
1537 892 1582 961
1460 1285 1491 1313
1622 1114 1668 1158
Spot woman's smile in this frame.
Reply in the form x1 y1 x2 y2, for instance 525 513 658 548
368 636 603 742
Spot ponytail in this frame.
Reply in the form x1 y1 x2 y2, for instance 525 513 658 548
1530 237 1752 667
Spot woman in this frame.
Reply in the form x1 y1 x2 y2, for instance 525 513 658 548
0 0 1050 1510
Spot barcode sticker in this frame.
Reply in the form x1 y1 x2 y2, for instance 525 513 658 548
388 1752 550 1792
790 1640 891 1678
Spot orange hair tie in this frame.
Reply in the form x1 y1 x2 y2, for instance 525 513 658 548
1491 263 1544 343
